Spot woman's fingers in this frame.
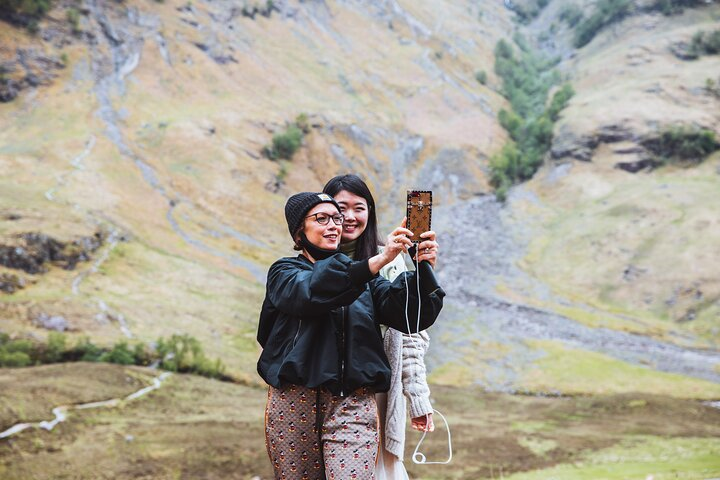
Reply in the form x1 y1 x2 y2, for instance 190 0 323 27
419 230 436 241
392 227 413 238
417 239 438 252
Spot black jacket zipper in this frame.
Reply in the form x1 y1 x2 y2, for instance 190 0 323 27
340 305 346 397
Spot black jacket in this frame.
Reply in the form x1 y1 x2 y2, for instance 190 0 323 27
257 253 444 396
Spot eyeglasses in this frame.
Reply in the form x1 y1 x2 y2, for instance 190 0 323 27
306 213 344 225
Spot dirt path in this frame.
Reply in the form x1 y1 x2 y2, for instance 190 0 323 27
0 371 171 440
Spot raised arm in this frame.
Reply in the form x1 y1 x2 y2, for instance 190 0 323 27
266 255 373 316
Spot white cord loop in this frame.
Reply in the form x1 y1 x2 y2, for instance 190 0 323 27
412 409 452 465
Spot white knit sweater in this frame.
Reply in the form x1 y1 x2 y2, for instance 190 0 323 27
379 253 433 461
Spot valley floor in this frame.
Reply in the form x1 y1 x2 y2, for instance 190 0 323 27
1 364 719 479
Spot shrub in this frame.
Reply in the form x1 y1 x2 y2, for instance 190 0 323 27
654 0 705 15
0 0 52 18
5 338 33 355
295 113 310 134
99 341 135 365
74 336 103 362
0 350 31 367
492 36 575 198
546 84 575 121
706 78 720 98
0 337 35 367
559 4 583 27
494 38 559 119
512 0 550 23
574 0 632 48
475 70 487 85
644 125 719 165
44 331 66 363
156 334 225 379
689 30 720 57
264 124 304 160
66 7 80 33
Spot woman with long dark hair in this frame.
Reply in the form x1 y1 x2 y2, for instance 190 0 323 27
323 174 438 480
258 191 444 480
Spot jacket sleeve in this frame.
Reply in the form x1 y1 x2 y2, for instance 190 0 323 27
266 254 375 316
401 331 433 418
370 267 444 333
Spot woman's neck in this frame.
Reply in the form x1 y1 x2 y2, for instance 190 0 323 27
339 238 358 260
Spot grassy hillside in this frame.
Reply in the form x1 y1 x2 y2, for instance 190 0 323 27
507 2 720 347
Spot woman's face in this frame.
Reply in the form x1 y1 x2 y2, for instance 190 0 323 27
334 190 369 243
301 203 342 250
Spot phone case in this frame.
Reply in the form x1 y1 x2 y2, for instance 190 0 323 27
406 190 432 243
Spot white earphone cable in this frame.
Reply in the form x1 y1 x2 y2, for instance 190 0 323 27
403 250 452 465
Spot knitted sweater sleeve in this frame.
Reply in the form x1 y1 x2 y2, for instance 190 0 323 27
401 330 433 418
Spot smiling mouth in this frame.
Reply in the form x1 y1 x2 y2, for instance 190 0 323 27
324 234 338 241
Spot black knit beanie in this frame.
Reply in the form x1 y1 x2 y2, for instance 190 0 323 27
285 192 341 239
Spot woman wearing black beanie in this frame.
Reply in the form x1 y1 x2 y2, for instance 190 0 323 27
257 191 445 480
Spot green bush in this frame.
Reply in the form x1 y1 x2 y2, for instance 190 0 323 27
706 78 720 98
295 113 310 134
0 337 35 367
74 336 103 362
574 0 632 48
492 38 574 199
546 84 575 121
66 7 80 34
0 0 52 17
512 0 550 23
0 331 225 380
494 38 559 119
475 70 487 85
265 124 304 160
0 350 31 367
559 4 583 27
5 338 33 355
689 30 720 57
44 331 66 363
645 126 719 165
654 0 705 15
156 334 225 379
99 341 135 365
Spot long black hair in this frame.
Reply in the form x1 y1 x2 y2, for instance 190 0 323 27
323 174 383 261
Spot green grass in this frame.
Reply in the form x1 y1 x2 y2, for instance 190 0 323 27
505 436 720 480
521 340 720 399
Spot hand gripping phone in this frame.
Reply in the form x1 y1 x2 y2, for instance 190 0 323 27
406 190 432 243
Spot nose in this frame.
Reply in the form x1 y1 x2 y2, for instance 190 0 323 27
344 210 355 223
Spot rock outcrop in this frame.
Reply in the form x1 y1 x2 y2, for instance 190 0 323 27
0 232 104 274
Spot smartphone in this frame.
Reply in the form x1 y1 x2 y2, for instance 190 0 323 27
406 190 432 243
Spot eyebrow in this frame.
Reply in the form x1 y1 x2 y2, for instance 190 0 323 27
337 200 367 207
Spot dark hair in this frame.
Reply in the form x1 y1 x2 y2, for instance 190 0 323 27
322 174 382 261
